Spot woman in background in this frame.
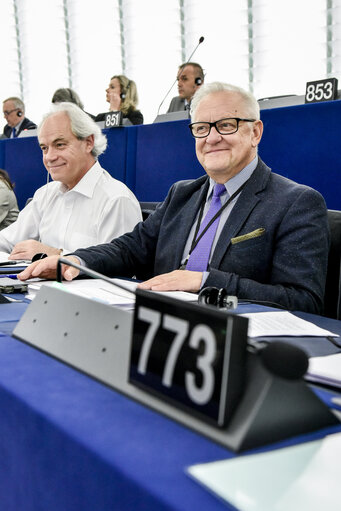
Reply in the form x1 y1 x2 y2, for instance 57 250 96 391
95 75 143 125
0 169 19 230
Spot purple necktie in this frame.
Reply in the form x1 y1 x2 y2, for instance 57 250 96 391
186 183 227 272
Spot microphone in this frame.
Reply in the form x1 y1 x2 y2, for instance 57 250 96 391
156 36 205 116
251 341 309 380
56 256 135 296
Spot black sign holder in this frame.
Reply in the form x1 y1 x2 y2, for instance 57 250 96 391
13 285 339 452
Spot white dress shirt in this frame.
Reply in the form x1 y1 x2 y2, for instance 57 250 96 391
0 162 142 254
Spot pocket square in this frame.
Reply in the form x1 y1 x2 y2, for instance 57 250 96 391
231 228 265 245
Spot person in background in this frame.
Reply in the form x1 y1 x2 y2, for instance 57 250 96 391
19 82 329 315
0 169 19 230
95 75 143 125
51 88 95 119
0 102 142 260
167 62 204 113
2 97 37 138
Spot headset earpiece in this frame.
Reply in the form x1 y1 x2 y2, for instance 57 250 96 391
198 287 220 305
198 287 238 310
17 110 23 117
195 77 203 86
120 79 131 100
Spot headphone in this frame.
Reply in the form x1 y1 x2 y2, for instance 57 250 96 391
198 287 238 310
120 80 131 100
17 110 23 117
195 77 203 86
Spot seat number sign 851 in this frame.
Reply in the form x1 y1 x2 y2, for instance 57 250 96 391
129 290 248 427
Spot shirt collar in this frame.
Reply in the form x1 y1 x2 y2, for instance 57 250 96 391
58 161 102 197
208 156 258 197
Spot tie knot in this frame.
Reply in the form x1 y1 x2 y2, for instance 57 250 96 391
213 183 226 198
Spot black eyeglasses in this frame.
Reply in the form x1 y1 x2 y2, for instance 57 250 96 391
189 117 256 138
3 108 19 116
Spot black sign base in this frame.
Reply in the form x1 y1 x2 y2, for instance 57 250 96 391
222 352 339 451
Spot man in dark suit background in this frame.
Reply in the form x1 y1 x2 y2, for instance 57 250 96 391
167 62 204 113
19 82 329 314
2 97 36 138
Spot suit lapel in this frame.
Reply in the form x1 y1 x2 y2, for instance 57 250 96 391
210 160 271 268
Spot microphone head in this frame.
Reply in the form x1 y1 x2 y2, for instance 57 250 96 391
199 36 204 44
260 341 309 380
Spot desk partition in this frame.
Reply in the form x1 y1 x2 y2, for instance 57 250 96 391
0 100 340 210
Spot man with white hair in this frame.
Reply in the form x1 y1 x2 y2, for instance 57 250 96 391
0 102 142 260
20 83 329 314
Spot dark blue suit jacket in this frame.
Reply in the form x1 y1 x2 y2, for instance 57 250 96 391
2 117 37 138
73 159 329 314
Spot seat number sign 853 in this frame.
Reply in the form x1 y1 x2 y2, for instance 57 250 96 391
305 78 338 104
129 290 248 427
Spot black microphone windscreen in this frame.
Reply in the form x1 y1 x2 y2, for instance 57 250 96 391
199 36 204 43
260 341 309 380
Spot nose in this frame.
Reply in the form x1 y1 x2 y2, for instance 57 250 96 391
44 146 58 162
205 125 222 144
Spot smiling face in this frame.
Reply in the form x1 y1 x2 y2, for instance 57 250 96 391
194 91 263 183
38 112 95 190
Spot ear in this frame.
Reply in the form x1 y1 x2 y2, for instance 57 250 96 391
251 120 263 147
84 134 95 153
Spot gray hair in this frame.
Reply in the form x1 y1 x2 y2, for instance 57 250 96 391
3 96 25 112
51 88 84 110
190 82 260 121
38 102 107 158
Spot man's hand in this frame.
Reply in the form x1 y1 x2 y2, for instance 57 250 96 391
18 255 81 281
9 240 61 261
138 270 203 293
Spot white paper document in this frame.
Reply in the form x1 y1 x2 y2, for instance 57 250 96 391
307 353 341 388
188 432 341 511
239 311 339 338
27 278 198 306
0 251 30 266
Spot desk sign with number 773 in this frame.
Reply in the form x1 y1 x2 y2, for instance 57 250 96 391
129 289 248 428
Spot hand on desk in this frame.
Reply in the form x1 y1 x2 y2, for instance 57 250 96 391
18 255 80 281
138 270 203 293
9 240 61 261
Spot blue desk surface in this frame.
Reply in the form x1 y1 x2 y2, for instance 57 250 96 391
0 299 340 511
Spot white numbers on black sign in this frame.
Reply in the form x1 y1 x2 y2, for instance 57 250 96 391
136 306 216 405
104 111 122 127
305 78 338 104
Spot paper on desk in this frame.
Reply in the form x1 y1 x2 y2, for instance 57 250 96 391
187 432 341 511
307 353 341 388
26 278 198 306
0 251 30 266
239 311 339 338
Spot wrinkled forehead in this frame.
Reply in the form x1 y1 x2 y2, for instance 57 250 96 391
39 112 72 142
3 100 15 111
177 65 196 79
193 91 245 122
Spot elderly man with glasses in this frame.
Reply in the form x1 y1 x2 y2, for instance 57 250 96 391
20 82 329 314
2 97 36 138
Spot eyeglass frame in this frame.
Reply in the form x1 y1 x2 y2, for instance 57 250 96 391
3 108 20 117
189 117 256 138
